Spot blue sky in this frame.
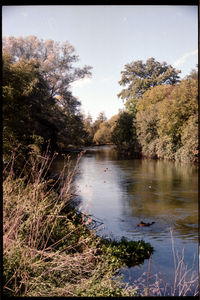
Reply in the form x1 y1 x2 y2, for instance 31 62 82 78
2 5 198 120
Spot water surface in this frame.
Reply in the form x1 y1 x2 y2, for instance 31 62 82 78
53 145 198 295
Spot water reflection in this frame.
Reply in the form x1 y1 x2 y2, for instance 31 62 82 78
53 146 198 242
52 145 198 294
86 146 198 241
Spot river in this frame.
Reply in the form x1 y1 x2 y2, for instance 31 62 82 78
52 145 198 296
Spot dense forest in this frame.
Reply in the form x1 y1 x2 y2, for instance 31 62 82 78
2 36 198 297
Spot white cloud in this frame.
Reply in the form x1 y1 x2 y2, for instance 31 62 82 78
70 76 92 88
174 49 198 67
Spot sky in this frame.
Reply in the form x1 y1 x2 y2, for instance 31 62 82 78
2 5 198 120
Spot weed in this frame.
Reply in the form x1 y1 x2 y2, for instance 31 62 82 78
131 228 199 296
3 150 139 297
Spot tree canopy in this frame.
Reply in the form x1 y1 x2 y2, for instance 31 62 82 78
3 36 92 172
3 35 92 96
112 61 198 163
135 74 198 162
118 57 181 102
111 111 140 154
3 36 92 121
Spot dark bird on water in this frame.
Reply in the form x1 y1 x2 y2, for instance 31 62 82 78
137 221 155 227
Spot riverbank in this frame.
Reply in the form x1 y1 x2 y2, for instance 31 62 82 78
3 151 153 297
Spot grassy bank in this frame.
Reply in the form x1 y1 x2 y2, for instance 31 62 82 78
3 151 153 297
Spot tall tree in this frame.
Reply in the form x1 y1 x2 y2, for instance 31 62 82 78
83 113 94 145
118 57 181 103
3 53 52 168
111 111 140 154
135 77 198 162
3 36 92 169
92 111 107 134
136 85 173 159
93 121 112 145
3 35 92 116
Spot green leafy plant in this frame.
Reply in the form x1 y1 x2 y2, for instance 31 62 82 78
102 236 154 267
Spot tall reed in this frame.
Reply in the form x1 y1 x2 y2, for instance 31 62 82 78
3 149 136 297
132 228 198 296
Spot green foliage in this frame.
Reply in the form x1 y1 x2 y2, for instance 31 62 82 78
111 111 140 155
135 75 198 162
3 53 51 170
93 121 112 145
92 111 107 135
115 58 192 161
82 111 113 146
91 113 119 146
118 57 180 102
3 36 91 174
74 276 137 297
174 114 198 163
136 84 173 112
102 236 154 267
157 78 198 161
3 35 92 98
135 86 172 159
82 113 94 145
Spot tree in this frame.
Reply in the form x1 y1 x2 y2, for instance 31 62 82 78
184 66 198 81
3 35 92 116
111 111 140 154
118 57 181 102
3 53 53 172
92 111 107 137
157 77 198 159
175 114 198 163
3 37 91 176
108 114 119 133
135 77 198 162
3 36 92 151
136 84 173 112
136 85 173 159
93 121 112 145
82 113 94 145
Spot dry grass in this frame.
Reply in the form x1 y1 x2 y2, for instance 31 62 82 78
169 228 198 296
132 228 199 296
4 148 196 297
3 149 137 297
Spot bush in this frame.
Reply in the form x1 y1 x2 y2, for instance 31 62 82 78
135 77 198 163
